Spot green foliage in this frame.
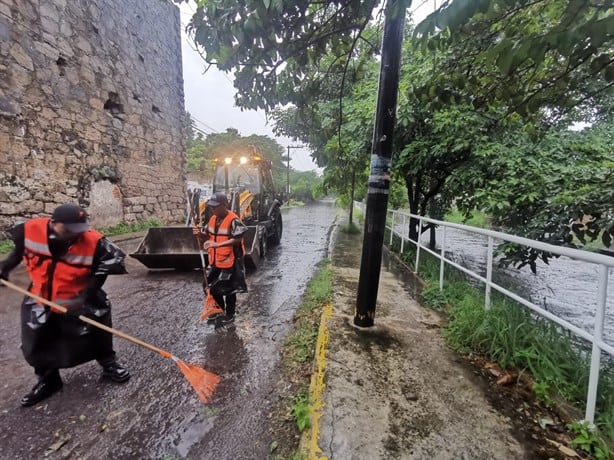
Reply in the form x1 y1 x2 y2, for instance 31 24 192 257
283 260 332 371
290 390 311 432
101 219 161 237
415 0 612 123
420 285 449 312
444 208 490 228
289 170 323 203
186 135 208 172
184 0 386 111
340 221 361 234
532 381 554 408
568 421 612 460
458 121 614 269
0 239 15 255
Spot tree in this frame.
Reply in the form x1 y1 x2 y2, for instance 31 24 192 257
454 120 614 271
396 0 613 249
288 170 324 203
414 0 612 125
181 0 383 111
184 112 210 179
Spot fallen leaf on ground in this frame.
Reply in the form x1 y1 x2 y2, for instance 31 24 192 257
45 435 71 456
496 373 514 385
488 368 502 377
558 445 579 457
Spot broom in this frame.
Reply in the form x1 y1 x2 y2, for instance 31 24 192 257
1 279 220 403
189 189 224 321
200 266 224 321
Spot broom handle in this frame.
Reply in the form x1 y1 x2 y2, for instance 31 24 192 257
1 279 170 358
188 191 209 281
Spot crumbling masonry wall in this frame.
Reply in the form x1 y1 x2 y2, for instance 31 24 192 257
0 0 186 233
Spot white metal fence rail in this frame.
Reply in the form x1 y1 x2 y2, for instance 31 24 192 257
355 202 614 424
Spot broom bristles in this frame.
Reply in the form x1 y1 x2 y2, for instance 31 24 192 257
200 289 224 320
175 360 221 403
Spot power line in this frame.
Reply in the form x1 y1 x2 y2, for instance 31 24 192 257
190 115 219 133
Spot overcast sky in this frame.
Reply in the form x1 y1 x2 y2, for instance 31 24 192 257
177 1 437 172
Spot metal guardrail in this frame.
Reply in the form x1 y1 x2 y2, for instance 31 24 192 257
355 202 613 424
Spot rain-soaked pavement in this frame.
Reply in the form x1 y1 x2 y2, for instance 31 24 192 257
0 201 337 459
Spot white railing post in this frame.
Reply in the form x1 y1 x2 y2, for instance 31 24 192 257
439 225 446 290
400 213 406 254
390 210 395 246
485 236 494 310
584 265 609 424
415 217 422 274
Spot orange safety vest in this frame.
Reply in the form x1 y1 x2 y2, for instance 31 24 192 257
206 211 244 269
23 218 102 307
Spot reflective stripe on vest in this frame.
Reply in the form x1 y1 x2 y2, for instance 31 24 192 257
23 218 102 302
206 211 243 269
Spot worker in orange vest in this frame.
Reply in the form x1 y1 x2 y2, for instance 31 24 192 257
0 204 130 406
193 192 248 324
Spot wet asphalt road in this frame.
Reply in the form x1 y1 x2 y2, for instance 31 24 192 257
0 201 337 459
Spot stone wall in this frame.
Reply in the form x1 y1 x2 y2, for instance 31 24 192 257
0 0 186 234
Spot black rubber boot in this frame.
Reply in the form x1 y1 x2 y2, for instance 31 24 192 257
21 371 63 407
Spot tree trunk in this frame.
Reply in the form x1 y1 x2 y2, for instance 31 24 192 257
428 199 437 249
406 178 420 241
429 224 436 249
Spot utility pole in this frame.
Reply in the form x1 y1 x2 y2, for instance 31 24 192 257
354 0 407 328
286 145 304 196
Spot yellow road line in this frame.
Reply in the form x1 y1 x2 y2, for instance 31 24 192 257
303 303 333 460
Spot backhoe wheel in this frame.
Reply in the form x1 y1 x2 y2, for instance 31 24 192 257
269 213 282 246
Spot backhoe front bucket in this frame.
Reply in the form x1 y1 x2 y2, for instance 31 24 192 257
129 227 204 270
243 225 262 270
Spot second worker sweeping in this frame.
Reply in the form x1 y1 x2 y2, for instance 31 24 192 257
193 192 248 324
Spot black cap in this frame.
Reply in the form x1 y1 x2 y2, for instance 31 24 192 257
207 192 228 207
51 204 89 233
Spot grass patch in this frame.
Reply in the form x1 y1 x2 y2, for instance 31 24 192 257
390 238 614 455
100 219 161 237
0 239 15 255
284 260 333 374
340 221 361 234
290 388 311 432
283 199 305 208
444 208 490 228
352 207 364 224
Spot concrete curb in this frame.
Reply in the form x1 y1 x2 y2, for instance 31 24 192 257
300 303 333 460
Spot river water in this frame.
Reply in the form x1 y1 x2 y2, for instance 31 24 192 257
398 223 614 347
